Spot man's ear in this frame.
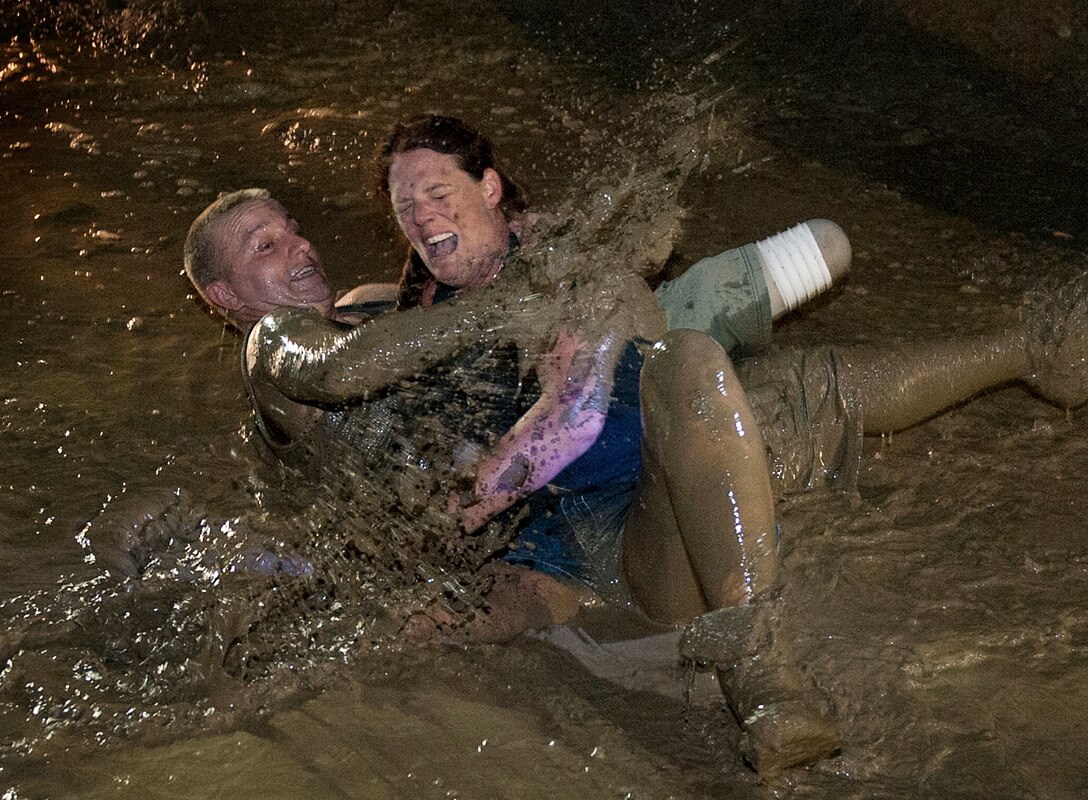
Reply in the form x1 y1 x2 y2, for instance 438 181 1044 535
206 280 243 312
480 167 504 210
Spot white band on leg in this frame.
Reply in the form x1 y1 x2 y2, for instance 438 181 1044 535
755 222 834 313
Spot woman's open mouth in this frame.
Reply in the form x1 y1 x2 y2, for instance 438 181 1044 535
425 231 458 260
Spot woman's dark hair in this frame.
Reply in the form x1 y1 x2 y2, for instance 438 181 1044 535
376 114 528 218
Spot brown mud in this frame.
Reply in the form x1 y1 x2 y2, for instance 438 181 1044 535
2 1 1088 798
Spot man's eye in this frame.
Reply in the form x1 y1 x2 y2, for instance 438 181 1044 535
256 240 273 252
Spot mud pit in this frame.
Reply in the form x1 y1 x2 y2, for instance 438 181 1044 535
2 1 1088 797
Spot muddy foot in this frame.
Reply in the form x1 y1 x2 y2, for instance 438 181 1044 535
731 693 842 773
1024 272 1088 409
680 597 840 773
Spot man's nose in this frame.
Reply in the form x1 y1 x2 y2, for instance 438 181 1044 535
291 234 312 254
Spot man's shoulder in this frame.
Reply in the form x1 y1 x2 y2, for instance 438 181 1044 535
336 282 398 308
245 307 340 374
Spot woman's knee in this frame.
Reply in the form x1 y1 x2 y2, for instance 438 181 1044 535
641 329 746 428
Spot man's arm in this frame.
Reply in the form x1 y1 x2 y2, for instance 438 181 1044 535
455 326 624 533
248 276 545 405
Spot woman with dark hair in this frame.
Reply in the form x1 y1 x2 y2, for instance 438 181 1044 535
378 114 850 350
371 114 1088 770
378 115 531 309
378 114 529 217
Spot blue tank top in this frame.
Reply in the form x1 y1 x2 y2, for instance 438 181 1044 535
503 341 644 585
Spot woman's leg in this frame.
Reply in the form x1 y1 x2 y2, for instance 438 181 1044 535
623 329 839 771
621 329 779 623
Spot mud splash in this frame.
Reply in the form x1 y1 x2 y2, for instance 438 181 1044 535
0 0 724 765
2 0 1088 797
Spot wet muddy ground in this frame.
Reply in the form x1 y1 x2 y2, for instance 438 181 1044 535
2 1 1088 797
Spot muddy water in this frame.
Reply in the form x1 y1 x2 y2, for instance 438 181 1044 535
3 1 1088 798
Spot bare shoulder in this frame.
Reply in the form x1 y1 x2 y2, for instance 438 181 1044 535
336 282 398 306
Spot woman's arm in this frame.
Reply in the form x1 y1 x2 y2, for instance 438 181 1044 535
455 326 624 533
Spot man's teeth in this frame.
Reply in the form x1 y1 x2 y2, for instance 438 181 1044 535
425 232 454 246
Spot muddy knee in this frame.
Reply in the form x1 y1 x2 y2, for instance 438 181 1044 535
641 329 748 433
642 329 737 392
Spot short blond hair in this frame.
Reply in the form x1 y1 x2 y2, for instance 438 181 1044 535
183 188 271 299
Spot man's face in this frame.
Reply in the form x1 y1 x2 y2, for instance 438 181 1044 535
208 199 333 323
387 148 509 291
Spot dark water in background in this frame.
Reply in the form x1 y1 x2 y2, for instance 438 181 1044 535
3 1 1088 797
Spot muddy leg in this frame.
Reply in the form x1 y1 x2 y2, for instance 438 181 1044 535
836 330 1030 433
623 329 778 619
624 329 838 770
837 273 1088 432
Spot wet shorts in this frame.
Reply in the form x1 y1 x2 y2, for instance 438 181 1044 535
502 482 637 603
654 243 774 356
737 345 864 496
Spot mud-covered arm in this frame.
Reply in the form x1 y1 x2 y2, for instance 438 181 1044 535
455 325 625 533
454 273 665 532
247 279 541 405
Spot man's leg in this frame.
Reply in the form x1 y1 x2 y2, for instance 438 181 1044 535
839 271 1088 432
622 329 840 772
838 332 1031 433
654 220 852 355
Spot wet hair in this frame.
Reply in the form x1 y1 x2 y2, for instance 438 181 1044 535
183 187 272 296
376 114 528 218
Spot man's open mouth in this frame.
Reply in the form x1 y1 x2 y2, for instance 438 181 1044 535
425 231 458 259
291 264 320 282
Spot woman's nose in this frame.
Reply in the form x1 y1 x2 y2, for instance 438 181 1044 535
412 199 434 227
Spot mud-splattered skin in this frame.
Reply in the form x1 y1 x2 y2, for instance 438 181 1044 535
387 149 511 291
458 321 647 533
382 138 676 536
244 241 664 474
624 272 1088 624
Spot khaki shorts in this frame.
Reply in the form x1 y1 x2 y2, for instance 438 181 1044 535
655 243 774 356
737 346 864 497
652 242 774 359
